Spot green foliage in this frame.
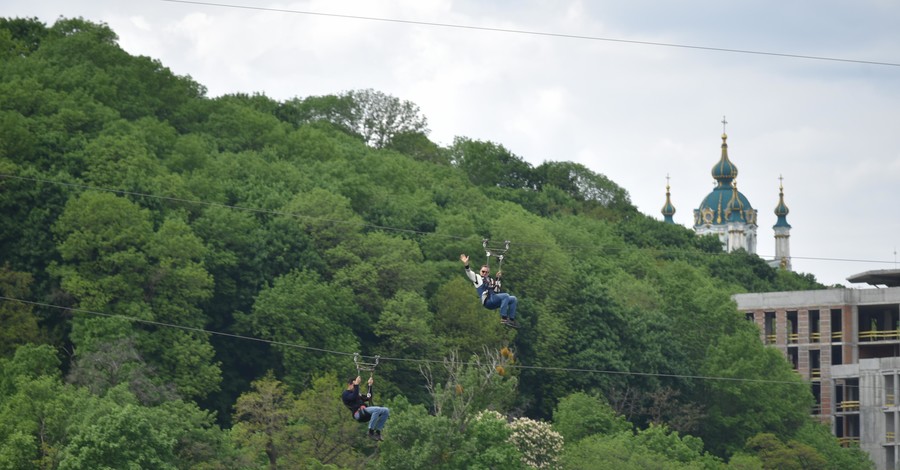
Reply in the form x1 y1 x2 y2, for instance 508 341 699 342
281 88 428 148
0 343 60 397
449 137 535 189
423 350 518 425
375 396 464 469
0 15 842 469
698 327 814 456
553 392 632 443
231 373 300 468
240 270 361 388
0 17 48 56
0 265 39 356
790 422 874 470
58 402 190 469
744 433 826 470
292 374 368 468
432 277 508 357
561 424 724 470
346 88 429 149
65 337 178 404
534 160 631 209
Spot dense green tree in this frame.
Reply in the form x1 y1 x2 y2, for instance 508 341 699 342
375 397 464 469
240 270 361 388
561 425 723 470
449 137 535 189
698 327 813 456
0 343 60 397
329 231 431 319
279 94 358 135
553 391 632 443
0 346 76 468
51 192 220 398
345 88 428 149
0 375 86 469
744 433 825 470
0 265 39 356
374 290 442 401
279 89 428 149
293 374 368 468
790 422 874 470
385 131 448 165
231 373 300 469
65 337 177 405
534 160 632 210
0 17 48 55
432 277 508 357
422 349 517 425
199 99 288 152
57 398 146 468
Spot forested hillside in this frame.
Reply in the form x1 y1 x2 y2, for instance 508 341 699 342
0 17 872 469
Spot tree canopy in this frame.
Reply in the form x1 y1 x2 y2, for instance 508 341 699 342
0 16 862 470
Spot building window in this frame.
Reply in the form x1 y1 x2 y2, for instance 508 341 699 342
812 383 822 415
810 350 821 382
788 311 798 344
831 345 843 365
886 374 896 407
809 309 820 343
765 312 776 344
831 309 843 342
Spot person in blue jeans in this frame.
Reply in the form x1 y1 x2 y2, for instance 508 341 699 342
460 253 519 327
342 376 390 441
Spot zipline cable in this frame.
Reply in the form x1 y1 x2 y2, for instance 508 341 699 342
0 294 867 390
158 0 900 68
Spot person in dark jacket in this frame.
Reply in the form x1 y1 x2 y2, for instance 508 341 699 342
460 253 519 327
341 375 390 441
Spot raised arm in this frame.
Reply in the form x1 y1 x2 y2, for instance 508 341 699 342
461 254 478 283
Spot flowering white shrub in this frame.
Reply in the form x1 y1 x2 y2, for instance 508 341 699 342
508 417 564 469
474 409 505 422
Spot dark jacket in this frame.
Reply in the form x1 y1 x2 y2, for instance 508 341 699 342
342 383 373 422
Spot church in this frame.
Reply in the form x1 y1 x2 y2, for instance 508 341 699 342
660 125 793 270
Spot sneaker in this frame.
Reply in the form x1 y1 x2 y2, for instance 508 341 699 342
505 319 519 328
375 430 384 441
500 317 509 324
368 429 378 441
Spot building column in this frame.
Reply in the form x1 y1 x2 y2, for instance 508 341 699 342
753 310 766 343
821 309 833 419
776 309 787 354
844 306 856 364
799 309 809 344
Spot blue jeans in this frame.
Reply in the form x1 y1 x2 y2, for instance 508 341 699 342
484 293 517 320
367 406 390 431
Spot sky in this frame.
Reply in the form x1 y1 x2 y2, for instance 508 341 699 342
5 0 900 287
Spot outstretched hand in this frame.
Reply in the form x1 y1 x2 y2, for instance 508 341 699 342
367 377 374 386
459 254 469 264
495 270 502 278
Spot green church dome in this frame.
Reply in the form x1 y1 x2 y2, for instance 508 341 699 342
711 133 738 185
774 179 791 228
694 133 756 227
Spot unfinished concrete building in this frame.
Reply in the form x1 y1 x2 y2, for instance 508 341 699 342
734 269 900 470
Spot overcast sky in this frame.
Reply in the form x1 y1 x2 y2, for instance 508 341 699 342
6 0 900 287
